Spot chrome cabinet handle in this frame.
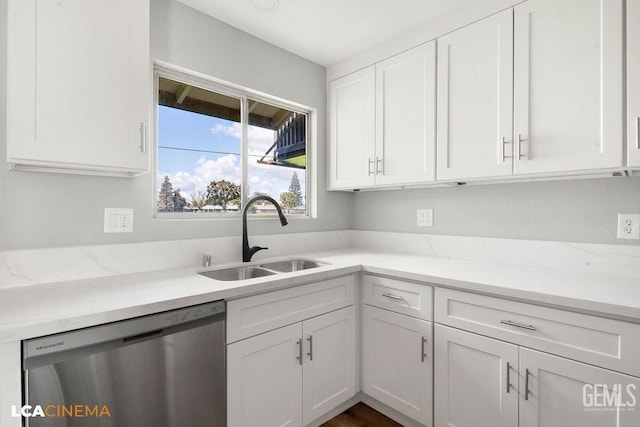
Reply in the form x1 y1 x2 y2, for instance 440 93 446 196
376 157 383 175
139 122 146 153
368 158 374 176
500 320 536 331
636 117 640 150
517 134 527 160
421 337 427 362
502 137 512 162
506 362 511 393
306 335 313 361
382 293 403 301
296 339 303 365
525 368 531 400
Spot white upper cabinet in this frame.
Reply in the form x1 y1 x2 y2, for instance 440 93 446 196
628 0 640 168
375 42 436 186
329 66 376 189
329 42 436 190
513 0 624 175
437 10 514 181
6 0 150 176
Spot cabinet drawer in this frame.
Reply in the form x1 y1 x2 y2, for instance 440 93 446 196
435 288 640 377
227 275 355 343
362 275 432 320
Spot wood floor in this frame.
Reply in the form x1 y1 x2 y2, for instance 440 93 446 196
320 403 403 427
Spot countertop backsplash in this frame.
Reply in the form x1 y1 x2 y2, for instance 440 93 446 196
1 230 639 290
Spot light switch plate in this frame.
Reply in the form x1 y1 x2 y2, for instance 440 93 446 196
104 208 134 233
417 209 433 227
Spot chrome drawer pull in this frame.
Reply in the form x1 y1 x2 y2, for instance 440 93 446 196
368 158 374 176
421 337 427 362
500 320 536 331
506 362 511 393
382 293 404 301
525 368 531 400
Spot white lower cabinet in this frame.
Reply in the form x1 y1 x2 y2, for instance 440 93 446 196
435 324 640 427
228 306 356 427
363 305 433 426
228 323 303 427
520 348 640 427
434 324 518 427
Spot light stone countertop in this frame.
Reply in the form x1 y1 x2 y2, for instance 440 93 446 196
1 248 639 344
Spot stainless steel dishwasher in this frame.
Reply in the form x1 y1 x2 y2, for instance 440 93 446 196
22 300 226 427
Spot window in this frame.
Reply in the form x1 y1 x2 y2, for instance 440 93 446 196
154 65 310 217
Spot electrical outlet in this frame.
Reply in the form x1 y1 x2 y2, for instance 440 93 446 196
617 214 640 240
104 208 134 233
417 209 433 227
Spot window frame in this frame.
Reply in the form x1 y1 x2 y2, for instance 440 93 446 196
152 61 315 220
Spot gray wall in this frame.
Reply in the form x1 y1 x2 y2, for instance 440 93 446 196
351 176 640 245
1 0 638 251
0 0 351 251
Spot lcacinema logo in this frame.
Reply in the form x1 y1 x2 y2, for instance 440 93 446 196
11 404 111 418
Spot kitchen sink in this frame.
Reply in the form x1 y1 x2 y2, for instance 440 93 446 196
198 258 329 281
259 259 328 273
198 266 277 281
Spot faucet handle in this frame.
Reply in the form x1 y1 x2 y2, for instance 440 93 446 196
250 246 268 258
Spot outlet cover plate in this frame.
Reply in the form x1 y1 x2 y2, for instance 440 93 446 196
104 208 134 233
417 209 433 227
617 214 640 239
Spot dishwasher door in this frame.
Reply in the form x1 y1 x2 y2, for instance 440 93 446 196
23 301 225 427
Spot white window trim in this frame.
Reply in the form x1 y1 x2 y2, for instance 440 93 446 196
152 60 316 220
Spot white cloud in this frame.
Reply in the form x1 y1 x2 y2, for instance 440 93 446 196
158 154 241 201
211 123 241 139
248 125 276 155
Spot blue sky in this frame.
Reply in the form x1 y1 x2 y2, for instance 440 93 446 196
157 106 305 205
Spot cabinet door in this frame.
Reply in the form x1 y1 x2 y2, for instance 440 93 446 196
513 0 623 174
329 67 376 189
436 9 514 181
434 324 518 427
520 348 640 427
375 42 436 185
363 305 432 426
227 323 303 427
302 307 356 425
6 0 150 176
628 0 640 168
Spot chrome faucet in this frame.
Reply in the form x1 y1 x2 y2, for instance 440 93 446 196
242 195 288 262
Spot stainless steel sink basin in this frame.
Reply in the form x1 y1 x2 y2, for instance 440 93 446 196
198 266 277 281
259 259 328 273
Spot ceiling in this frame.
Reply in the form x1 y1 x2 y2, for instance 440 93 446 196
177 0 474 66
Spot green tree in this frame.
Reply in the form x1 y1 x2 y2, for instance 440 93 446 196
158 176 175 212
189 190 208 212
288 171 302 206
207 180 241 212
279 191 297 213
173 189 187 212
